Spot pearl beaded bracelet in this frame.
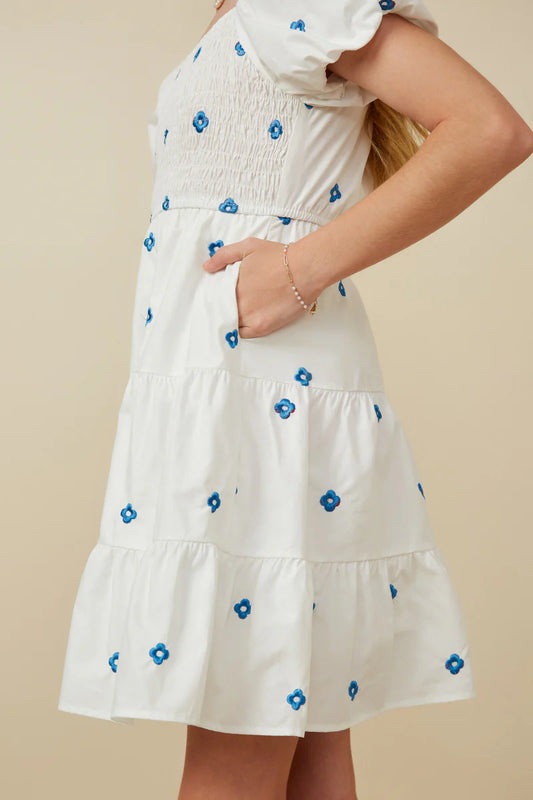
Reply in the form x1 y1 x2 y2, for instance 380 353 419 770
282 242 318 315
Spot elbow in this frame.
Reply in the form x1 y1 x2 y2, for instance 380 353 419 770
483 112 533 164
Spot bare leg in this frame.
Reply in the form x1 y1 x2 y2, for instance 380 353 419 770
177 724 300 800
286 729 358 800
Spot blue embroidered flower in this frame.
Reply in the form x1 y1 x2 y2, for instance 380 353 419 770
120 503 137 523
235 486 238 494
348 680 359 700
312 602 316 610
144 232 155 251
269 119 283 139
145 307 153 326
445 653 464 675
274 398 296 419
207 491 221 513
304 103 314 109
149 643 170 665
234 598 252 619
162 195 170 210
390 583 397 599
208 239 224 256
108 651 119 673
287 688 306 710
338 280 346 296
418 482 425 499
225 329 239 348
379 0 396 10
163 128 169 143
235 41 246 56
193 46 202 61
290 19 306 32
294 367 312 386
219 197 239 213
278 216 292 225
193 111 209 132
374 403 382 421
330 183 342 203
320 489 341 512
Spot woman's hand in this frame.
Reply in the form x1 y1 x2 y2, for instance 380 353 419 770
202 237 324 339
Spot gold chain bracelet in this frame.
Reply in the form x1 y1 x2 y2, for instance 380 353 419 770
282 242 318 315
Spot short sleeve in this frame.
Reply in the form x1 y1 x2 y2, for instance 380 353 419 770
234 0 439 107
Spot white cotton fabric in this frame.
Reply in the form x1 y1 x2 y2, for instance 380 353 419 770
58 0 476 737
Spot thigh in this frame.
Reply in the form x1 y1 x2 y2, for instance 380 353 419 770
286 729 358 800
178 724 300 800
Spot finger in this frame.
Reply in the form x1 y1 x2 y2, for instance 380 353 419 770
202 240 250 272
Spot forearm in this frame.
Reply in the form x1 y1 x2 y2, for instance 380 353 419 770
292 116 533 296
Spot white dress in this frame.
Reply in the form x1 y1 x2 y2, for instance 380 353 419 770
58 0 476 737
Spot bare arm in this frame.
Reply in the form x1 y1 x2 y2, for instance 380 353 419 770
290 14 533 296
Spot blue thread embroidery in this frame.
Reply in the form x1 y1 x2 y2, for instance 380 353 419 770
207 491 221 513
193 111 209 132
274 398 296 419
304 103 314 109
193 46 202 61
149 643 170 665
418 482 425 498
295 367 312 386
234 598 252 619
320 490 341 512
390 583 397 599
379 0 396 10
219 197 239 213
374 403 382 421
278 216 292 225
338 280 346 296
163 128 169 143
312 602 316 610
330 183 342 203
145 307 153 326
235 486 238 494
108 652 119 673
290 19 306 32
208 240 224 256
269 119 283 139
348 680 359 700
287 688 306 710
144 232 155 251
235 41 245 56
120 503 137 523
445 653 464 674
225 329 239 348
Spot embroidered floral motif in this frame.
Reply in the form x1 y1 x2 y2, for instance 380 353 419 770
163 128 169 144
379 0 396 10
108 651 119 673
219 197 239 214
120 503 137 523
289 19 306 32
208 240 224 256
320 489 341 512
207 491 221 513
193 111 209 132
162 195 170 210
235 41 246 56
390 583 397 599
274 398 296 419
312 602 316 610
235 486 238 494
445 653 464 674
348 680 359 700
330 183 342 203
193 46 202 61
278 216 292 225
149 643 170 665
295 367 312 386
234 598 252 619
145 307 153 326
268 119 283 139
418 482 425 499
338 280 346 296
374 403 382 421
144 232 155 251
304 103 314 109
225 329 239 348
287 688 306 710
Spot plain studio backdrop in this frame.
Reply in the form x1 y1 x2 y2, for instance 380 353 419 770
1 1 531 798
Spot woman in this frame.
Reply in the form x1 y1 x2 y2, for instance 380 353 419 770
58 0 533 797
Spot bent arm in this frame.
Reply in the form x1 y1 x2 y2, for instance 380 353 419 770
292 14 533 295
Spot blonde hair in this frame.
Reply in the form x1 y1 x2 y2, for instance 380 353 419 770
364 98 430 189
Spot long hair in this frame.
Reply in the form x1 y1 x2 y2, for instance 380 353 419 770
364 98 430 189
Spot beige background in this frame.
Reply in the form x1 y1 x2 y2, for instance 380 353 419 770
1 0 532 797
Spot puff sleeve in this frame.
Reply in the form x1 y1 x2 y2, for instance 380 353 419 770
234 0 439 107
